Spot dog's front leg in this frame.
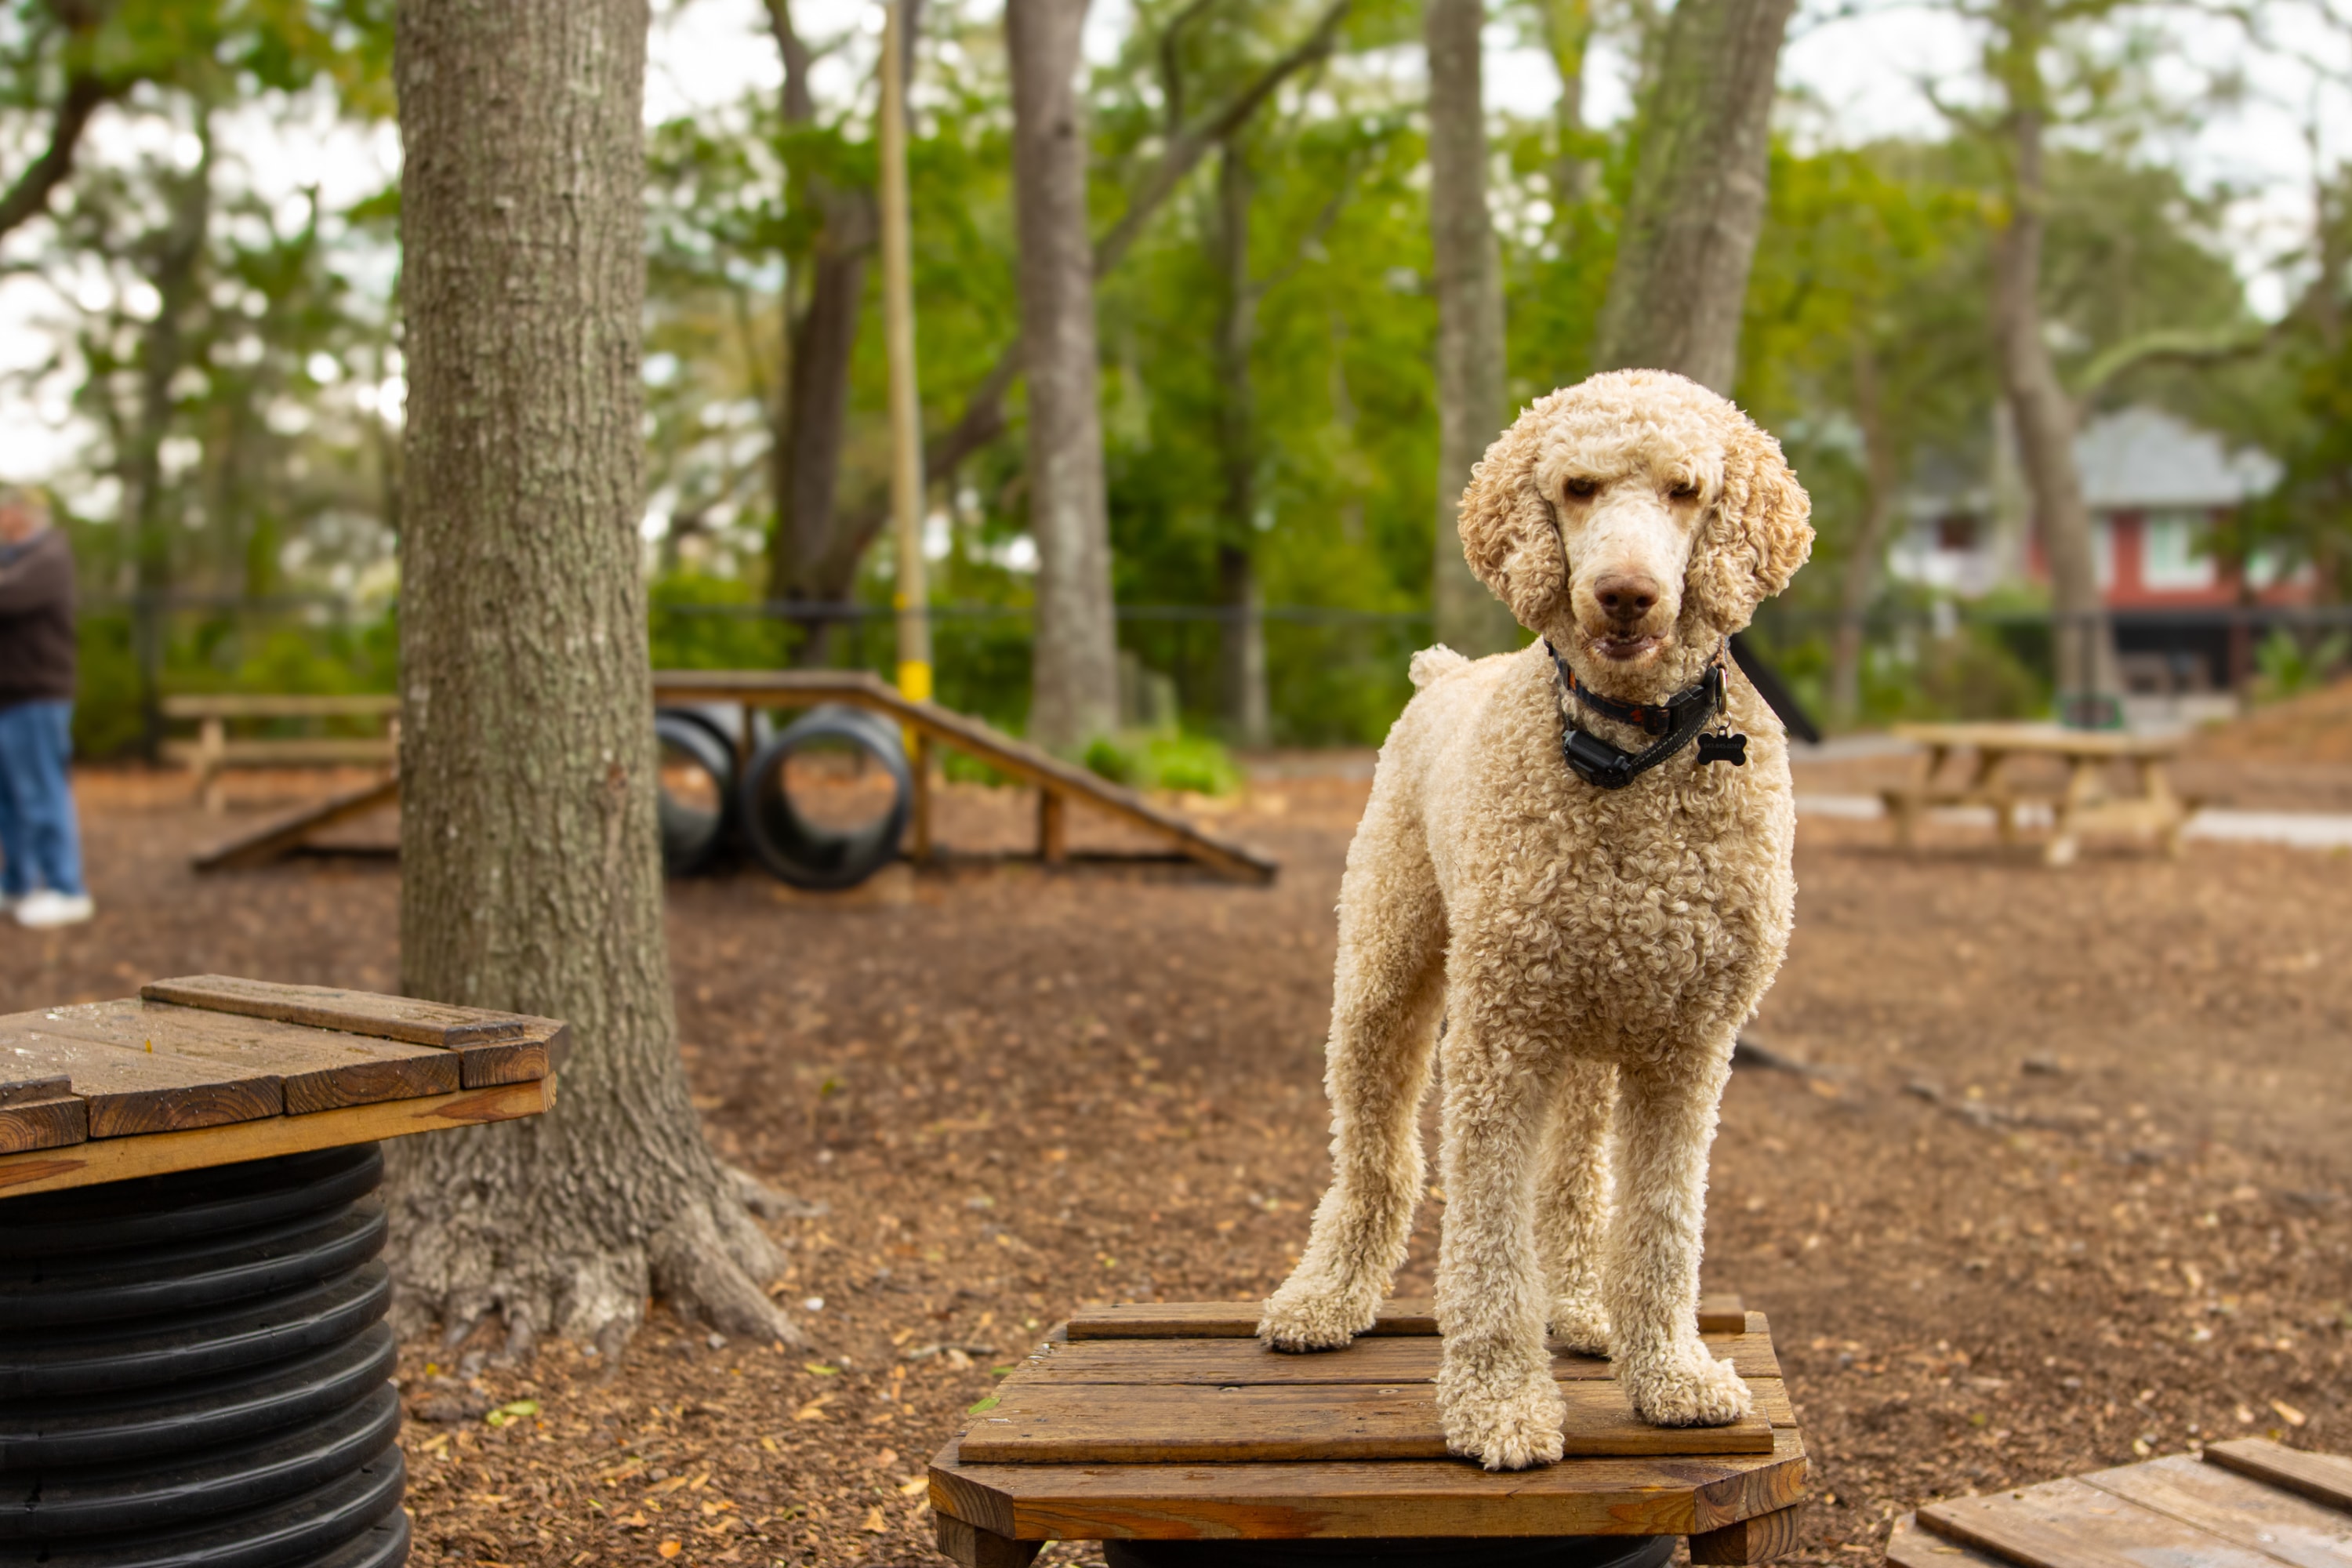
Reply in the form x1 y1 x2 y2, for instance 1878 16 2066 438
1606 1047 1753 1427
1433 1016 1566 1471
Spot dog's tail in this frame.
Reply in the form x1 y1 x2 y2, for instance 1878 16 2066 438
1408 644 1472 690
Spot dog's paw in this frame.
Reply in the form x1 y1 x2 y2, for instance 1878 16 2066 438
1546 1295 1612 1358
1257 1277 1376 1352
1624 1351 1753 1428
1439 1370 1566 1472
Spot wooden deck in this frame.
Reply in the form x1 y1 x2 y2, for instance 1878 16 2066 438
1886 1439 2352 1568
927 1295 1807 1566
0 976 562 1198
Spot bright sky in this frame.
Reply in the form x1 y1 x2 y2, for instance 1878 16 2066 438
2 0 2344 489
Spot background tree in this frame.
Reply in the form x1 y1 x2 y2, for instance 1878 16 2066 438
1427 0 1519 655
387 0 794 1352
1009 0 1120 749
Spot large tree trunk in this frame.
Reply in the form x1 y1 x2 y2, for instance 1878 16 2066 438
389 0 794 1355
1829 339 1896 725
1009 0 1120 748
1213 142 1271 747
1426 0 1520 655
1987 0 2116 707
1588 0 1795 394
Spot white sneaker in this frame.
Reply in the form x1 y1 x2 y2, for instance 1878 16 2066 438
14 891 94 928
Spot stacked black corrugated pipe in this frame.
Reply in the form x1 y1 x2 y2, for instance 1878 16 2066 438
0 1143 410 1568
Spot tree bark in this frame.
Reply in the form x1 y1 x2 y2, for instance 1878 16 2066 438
1213 143 1270 746
1829 339 1896 725
1987 0 2115 706
1009 0 1120 749
390 0 794 1353
1588 0 1795 394
1426 0 1521 655
1541 0 1595 208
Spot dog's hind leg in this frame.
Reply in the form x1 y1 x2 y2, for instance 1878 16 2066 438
1606 1043 1754 1427
1432 1007 1570 1470
1259 798 1446 1354
1537 1057 1614 1356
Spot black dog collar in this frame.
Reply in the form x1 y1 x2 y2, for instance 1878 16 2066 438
1545 640 1747 790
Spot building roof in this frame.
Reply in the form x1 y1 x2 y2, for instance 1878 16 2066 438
2072 406 2280 511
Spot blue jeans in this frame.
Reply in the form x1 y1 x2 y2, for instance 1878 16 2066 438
0 700 85 898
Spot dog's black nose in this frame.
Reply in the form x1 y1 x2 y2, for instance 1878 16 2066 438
1594 574 1660 622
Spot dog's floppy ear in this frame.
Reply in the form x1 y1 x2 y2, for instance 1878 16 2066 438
1457 408 1566 630
1686 412 1813 630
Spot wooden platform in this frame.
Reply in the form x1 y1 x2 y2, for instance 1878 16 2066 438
1887 1439 2352 1568
0 975 564 1197
927 1295 1808 1566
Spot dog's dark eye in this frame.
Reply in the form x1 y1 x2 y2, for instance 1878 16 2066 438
1669 480 1701 501
1563 477 1599 499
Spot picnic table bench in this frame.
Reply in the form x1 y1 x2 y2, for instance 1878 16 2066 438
928 1294 1807 1568
0 975 562 1568
161 693 400 811
1882 722 2197 866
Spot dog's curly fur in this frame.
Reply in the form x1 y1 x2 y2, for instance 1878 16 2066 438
1258 371 1814 1471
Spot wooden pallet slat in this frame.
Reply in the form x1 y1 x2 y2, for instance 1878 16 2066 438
0 1020 283 1138
27 1000 463 1114
190 775 401 873
1010 1330 1781 1385
931 1428 1809 1544
1919 1476 2282 1568
1691 1501 1807 1565
139 978 565 1087
959 1378 1777 1465
0 1074 87 1156
2204 1441 2352 1515
2083 1454 2352 1568
1065 1296 1754 1340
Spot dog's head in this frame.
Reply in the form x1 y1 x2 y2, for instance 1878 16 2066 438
1457 370 1813 696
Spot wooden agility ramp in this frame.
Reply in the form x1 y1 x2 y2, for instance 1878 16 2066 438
194 670 1276 884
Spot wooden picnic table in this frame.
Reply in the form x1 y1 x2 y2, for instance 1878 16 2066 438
927 1294 1808 1567
0 976 561 1567
1883 723 2196 867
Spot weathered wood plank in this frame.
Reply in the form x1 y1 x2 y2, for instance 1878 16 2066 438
1690 1501 1805 1563
191 775 401 873
27 1000 459 1113
140 975 520 1046
0 1077 86 1156
1887 1512 2006 1568
1066 1299 1765 1343
2082 1454 2352 1568
958 1379 1776 1465
1005 1332 1781 1386
933 1513 1043 1568
0 1076 553 1198
2204 1442 2352 1515
1920 1476 2281 1568
138 977 564 1085
0 1018 282 1138
930 1428 1808 1542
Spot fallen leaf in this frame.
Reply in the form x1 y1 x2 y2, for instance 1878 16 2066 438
793 1403 829 1421
864 1506 889 1534
658 1541 682 1559
2271 1399 2307 1427
898 1476 929 1497
967 1396 1000 1414
482 1399 539 1429
647 1476 690 1495
876 1447 898 1467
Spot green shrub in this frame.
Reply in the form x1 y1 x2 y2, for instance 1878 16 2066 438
1081 730 1242 795
2253 626 2350 702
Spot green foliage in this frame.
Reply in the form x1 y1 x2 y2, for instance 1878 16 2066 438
2252 628 2352 703
1082 730 1243 796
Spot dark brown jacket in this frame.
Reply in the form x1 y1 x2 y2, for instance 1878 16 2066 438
0 528 77 707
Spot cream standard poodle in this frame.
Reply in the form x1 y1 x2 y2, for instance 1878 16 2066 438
1258 369 1814 1471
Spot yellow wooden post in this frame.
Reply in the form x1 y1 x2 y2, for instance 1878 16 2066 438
879 0 930 710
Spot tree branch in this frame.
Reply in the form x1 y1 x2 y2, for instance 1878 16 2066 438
2068 322 2278 406
0 71 116 244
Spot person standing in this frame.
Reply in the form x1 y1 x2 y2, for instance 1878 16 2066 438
0 487 93 927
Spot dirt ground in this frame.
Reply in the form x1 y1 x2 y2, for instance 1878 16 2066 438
3 747 2348 1568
